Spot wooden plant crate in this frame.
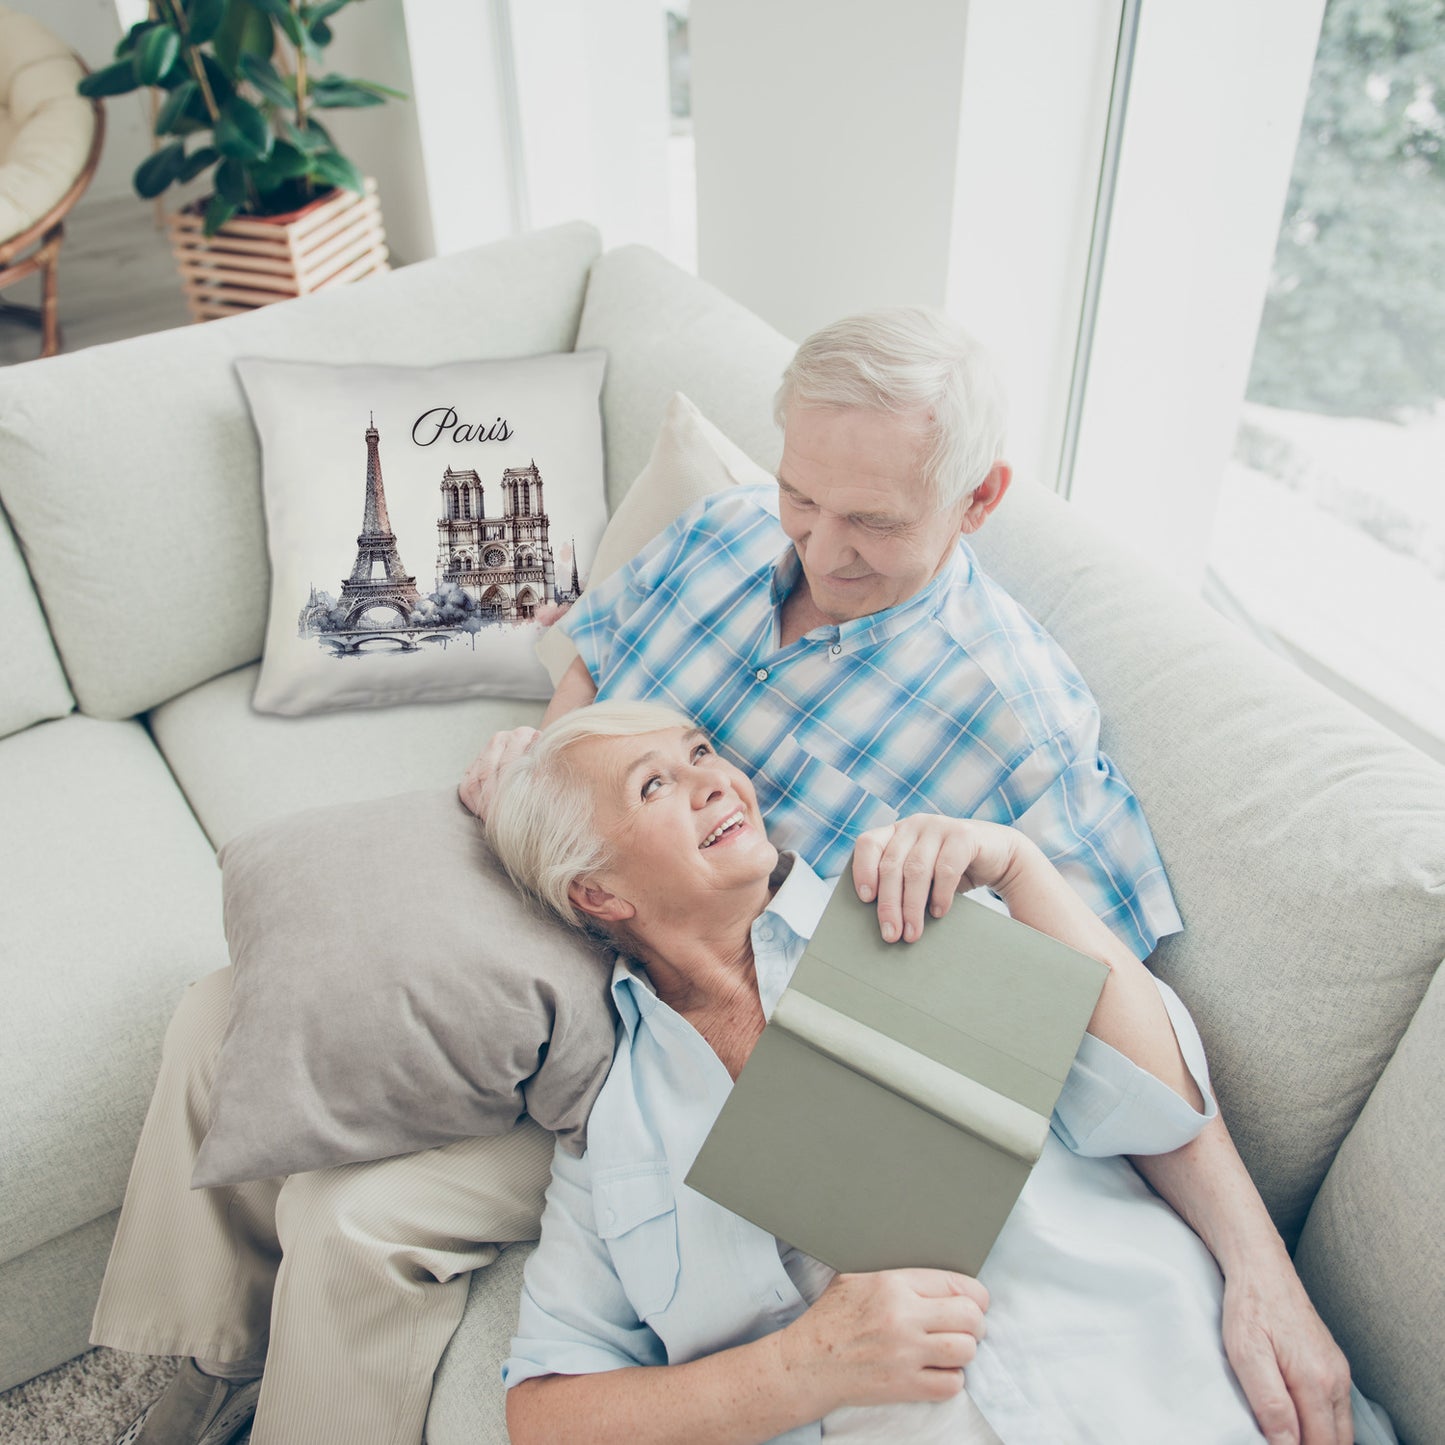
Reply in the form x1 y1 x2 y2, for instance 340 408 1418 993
165 178 389 322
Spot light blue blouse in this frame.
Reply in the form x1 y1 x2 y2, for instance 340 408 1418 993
504 858 1270 1443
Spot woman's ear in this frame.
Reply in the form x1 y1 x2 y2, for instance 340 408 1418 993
567 879 636 924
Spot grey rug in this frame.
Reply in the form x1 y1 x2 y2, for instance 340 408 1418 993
0 1350 190 1445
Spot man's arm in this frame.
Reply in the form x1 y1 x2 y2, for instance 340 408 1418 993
1131 1120 1353 1445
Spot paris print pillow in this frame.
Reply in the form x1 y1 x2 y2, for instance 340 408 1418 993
237 351 608 716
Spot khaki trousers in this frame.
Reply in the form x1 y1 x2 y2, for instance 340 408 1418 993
91 968 555 1445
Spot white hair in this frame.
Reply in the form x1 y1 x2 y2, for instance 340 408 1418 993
486 700 696 931
774 307 1008 509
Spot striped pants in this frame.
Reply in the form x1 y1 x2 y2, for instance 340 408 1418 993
90 968 554 1445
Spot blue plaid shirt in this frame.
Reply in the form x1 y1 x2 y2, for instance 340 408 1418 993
559 485 1180 959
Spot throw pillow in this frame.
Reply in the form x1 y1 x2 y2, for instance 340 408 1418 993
192 788 618 1188
535 391 775 684
238 351 608 716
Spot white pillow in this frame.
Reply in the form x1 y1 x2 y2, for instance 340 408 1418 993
535 391 775 684
239 351 608 715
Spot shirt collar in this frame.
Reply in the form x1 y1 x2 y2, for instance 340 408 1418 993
767 542 973 651
609 852 836 1037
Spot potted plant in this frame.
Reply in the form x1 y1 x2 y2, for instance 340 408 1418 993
79 0 404 319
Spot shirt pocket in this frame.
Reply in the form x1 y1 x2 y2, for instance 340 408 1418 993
593 1163 681 1321
758 731 898 865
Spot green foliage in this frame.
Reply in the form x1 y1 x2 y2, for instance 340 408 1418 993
1247 0 1445 419
78 0 405 234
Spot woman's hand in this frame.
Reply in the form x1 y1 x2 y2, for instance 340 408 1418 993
458 726 540 821
852 815 1030 943
779 1269 989 1412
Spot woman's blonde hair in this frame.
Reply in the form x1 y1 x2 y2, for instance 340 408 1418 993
486 699 696 930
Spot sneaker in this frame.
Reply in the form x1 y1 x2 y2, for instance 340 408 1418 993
113 1358 262 1445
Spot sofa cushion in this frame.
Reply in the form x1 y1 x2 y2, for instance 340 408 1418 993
237 350 608 716
575 245 794 511
0 501 71 739
0 222 601 721
0 715 227 1267
148 663 542 849
196 790 615 1186
968 479 1445 1244
1295 958 1445 1445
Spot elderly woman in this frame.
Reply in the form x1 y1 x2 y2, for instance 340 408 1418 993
485 700 1311 1445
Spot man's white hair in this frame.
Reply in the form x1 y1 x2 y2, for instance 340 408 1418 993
487 700 696 931
774 307 1008 510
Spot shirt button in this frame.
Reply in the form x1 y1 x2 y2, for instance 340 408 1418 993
755 668 769 681
830 644 842 655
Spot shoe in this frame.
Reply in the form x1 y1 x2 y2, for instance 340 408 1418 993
113 1359 262 1445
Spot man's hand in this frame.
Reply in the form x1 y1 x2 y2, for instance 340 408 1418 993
458 726 539 821
1221 1261 1352 1445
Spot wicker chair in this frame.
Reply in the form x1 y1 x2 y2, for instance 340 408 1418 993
0 7 104 360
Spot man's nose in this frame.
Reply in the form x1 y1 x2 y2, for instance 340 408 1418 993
806 513 855 572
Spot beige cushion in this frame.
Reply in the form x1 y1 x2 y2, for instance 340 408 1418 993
195 790 616 1186
0 502 71 739
1294 960 1445 1445
0 10 91 240
0 715 227 1267
968 478 1445 1245
535 392 768 683
0 222 602 720
147 663 543 849
575 245 794 510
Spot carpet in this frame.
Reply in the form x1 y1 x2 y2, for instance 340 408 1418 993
0 1349 238 1445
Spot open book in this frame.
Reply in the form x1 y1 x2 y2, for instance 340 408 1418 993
685 884 1109 1275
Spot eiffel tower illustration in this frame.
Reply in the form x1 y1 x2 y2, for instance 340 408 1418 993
336 413 421 629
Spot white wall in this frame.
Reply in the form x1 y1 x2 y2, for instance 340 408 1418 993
690 0 972 342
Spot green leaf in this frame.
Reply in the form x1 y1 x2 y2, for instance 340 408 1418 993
309 148 363 194
308 18 332 47
263 139 311 178
309 75 384 108
186 0 227 47
199 52 236 106
239 53 295 107
115 20 156 59
178 145 220 182
215 156 250 204
350 78 408 101
215 95 274 160
154 79 198 135
133 141 186 199
214 0 275 75
301 0 351 23
247 0 306 45
80 59 142 98
134 25 181 86
281 115 332 153
203 193 238 235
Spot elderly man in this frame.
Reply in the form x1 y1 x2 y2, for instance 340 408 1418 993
95 310 1350 1445
463 308 1353 1445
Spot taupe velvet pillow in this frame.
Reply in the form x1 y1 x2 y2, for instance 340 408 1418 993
192 789 617 1188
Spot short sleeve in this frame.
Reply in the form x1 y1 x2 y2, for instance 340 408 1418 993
1000 707 1183 961
557 495 713 687
1051 977 1217 1158
503 1140 666 1389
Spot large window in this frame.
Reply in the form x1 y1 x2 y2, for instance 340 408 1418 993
1206 0 1445 757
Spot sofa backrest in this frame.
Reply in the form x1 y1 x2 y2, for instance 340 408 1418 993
0 222 602 721
0 500 71 738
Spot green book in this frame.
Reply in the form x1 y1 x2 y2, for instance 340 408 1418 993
684 886 1110 1276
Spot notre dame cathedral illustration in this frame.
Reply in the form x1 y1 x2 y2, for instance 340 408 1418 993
435 461 560 621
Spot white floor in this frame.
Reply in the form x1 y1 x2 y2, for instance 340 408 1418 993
0 193 192 367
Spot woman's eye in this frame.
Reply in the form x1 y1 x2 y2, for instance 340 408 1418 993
641 775 663 799
692 743 712 760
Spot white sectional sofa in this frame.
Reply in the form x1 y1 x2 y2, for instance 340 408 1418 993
0 222 1441 1444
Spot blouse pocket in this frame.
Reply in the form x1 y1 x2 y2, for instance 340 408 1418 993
593 1162 681 1321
